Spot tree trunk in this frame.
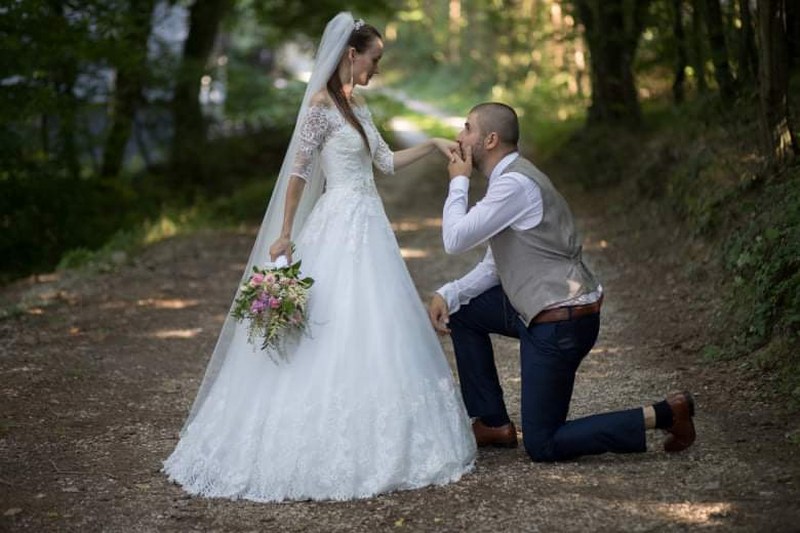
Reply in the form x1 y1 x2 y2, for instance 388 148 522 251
52 1 80 177
691 0 708 93
786 0 800 69
702 0 736 101
448 0 461 64
574 0 650 125
757 0 797 165
736 0 758 85
170 0 229 192
101 0 156 178
672 0 688 104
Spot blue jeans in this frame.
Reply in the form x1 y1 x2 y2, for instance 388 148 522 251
449 286 646 462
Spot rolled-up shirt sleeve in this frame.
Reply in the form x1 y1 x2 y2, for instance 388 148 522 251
290 105 330 181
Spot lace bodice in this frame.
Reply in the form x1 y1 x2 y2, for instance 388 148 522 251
291 103 394 193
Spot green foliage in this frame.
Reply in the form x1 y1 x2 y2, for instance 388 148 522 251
722 177 800 356
701 344 726 361
544 122 643 188
245 0 393 42
205 177 278 224
548 92 800 405
788 428 800 446
1 120 289 283
47 172 278 277
0 161 147 283
225 61 308 122
385 64 491 116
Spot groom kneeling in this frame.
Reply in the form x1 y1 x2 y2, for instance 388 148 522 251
428 102 697 462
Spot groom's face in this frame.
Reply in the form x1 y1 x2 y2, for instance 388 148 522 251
456 112 485 169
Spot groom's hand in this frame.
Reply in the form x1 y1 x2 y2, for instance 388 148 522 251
448 145 472 180
428 293 451 336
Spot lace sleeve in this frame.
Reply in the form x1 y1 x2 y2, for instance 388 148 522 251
363 107 395 175
291 105 330 181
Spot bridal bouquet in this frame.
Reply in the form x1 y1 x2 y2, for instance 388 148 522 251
231 256 314 361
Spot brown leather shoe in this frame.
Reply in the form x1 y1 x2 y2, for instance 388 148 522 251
472 420 518 448
664 391 696 452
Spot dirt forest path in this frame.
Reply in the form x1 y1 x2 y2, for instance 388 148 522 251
2 109 800 532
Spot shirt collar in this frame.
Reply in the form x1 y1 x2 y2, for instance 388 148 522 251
489 151 520 182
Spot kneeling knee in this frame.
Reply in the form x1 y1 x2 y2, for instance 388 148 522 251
524 438 558 463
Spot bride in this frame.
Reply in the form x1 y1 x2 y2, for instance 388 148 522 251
163 12 476 502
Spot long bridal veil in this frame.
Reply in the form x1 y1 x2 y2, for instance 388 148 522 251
181 12 357 434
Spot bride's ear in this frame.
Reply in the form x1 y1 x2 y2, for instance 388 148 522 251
347 46 356 61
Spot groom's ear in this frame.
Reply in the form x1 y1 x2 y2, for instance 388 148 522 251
484 132 500 150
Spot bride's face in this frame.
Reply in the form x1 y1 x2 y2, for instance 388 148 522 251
350 39 384 86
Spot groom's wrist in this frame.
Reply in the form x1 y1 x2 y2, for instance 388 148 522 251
434 287 457 313
448 175 470 191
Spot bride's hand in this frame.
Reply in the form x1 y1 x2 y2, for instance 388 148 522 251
431 138 458 158
269 237 293 263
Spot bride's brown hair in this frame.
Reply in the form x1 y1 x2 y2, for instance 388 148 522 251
327 22 382 149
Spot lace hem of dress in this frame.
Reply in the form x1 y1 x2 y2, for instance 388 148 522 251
162 376 475 503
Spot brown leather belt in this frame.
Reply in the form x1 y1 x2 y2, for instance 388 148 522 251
531 295 603 325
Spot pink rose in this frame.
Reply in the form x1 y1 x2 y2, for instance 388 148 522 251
250 273 265 286
269 297 281 309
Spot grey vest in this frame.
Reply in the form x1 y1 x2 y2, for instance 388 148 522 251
489 156 599 325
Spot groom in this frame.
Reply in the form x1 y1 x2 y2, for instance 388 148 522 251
428 102 697 462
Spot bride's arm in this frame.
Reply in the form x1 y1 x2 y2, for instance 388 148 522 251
392 138 455 170
269 176 306 262
269 101 329 262
362 103 455 173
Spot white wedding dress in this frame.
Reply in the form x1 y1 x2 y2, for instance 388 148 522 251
163 101 476 502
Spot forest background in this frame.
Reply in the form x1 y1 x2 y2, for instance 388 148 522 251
2 0 799 408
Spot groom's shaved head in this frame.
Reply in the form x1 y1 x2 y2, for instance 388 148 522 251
470 102 519 147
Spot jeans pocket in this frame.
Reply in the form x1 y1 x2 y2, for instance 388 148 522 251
555 322 578 353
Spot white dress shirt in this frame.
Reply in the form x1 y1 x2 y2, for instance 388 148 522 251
437 152 602 315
